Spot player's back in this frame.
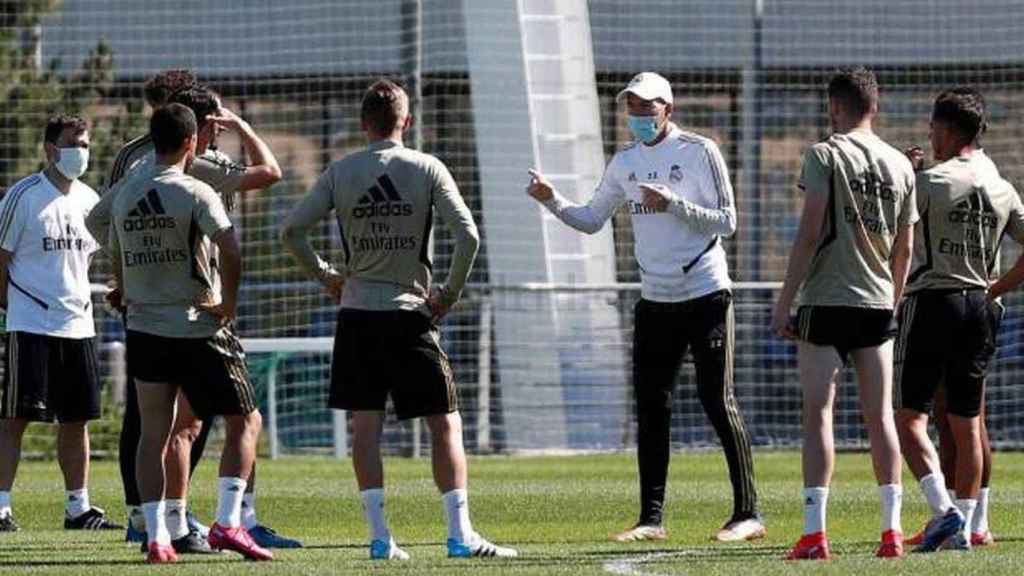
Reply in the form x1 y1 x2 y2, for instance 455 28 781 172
111 162 229 338
908 153 1024 293
801 131 917 308
327 141 447 310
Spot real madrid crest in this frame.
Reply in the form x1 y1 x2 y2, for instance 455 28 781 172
669 165 683 184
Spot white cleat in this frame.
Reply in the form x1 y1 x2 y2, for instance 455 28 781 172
447 533 518 558
714 518 767 542
613 524 668 542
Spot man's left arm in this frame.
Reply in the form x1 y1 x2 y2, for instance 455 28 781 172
890 224 913 307
988 185 1024 299
641 143 737 236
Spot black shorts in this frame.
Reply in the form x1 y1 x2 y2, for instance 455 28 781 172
895 289 1000 418
796 305 897 362
126 328 257 419
0 331 101 423
330 309 457 420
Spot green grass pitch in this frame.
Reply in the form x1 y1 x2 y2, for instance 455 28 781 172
2 451 1023 574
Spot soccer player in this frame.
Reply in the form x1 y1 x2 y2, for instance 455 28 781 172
527 71 764 543
109 103 271 563
905 150 1001 549
893 88 1024 551
0 115 120 532
281 79 516 560
93 74 296 550
771 67 917 560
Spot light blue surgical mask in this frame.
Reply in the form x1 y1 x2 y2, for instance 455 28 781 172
627 115 660 143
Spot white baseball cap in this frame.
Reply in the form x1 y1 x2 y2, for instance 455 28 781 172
616 72 673 104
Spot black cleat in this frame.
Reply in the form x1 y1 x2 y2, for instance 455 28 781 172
65 507 123 530
173 529 220 554
0 514 19 532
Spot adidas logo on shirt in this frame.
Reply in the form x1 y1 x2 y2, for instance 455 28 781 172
122 189 177 231
353 174 413 219
948 192 997 227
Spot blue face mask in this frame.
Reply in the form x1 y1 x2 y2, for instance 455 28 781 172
627 115 660 143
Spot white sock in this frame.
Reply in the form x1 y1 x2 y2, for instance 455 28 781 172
215 477 247 528
442 488 473 542
802 486 829 535
920 473 954 516
360 488 390 542
954 498 977 541
241 492 258 530
142 500 170 545
878 484 902 533
973 487 990 534
165 499 188 539
0 491 11 517
128 505 146 531
65 488 90 518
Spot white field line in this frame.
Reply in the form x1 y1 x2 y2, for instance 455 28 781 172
602 552 687 576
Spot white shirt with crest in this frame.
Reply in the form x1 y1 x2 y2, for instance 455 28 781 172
0 172 99 338
543 125 736 302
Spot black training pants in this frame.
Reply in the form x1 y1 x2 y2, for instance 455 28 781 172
632 290 758 526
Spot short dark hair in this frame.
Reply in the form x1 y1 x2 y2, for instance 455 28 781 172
166 85 220 128
143 69 197 108
827 67 879 119
361 79 408 135
932 87 986 145
151 104 197 155
44 114 88 145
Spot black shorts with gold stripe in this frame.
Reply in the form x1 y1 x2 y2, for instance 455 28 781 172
126 327 256 419
329 308 457 420
894 288 1000 418
0 331 101 422
796 305 897 363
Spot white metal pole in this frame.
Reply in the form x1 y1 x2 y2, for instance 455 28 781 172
267 358 279 460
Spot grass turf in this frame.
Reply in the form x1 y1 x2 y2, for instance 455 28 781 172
1 451 1023 574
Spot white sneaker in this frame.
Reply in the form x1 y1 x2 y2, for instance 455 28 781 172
447 533 518 558
714 518 767 542
613 524 667 542
370 537 410 560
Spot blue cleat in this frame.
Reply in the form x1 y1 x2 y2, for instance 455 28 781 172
370 537 409 560
914 508 965 553
125 521 146 543
249 524 303 549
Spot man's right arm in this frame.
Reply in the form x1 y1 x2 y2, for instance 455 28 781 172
771 146 831 339
527 163 625 234
0 249 11 310
0 189 26 309
204 107 283 193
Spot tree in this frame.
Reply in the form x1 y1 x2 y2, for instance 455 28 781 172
0 0 143 191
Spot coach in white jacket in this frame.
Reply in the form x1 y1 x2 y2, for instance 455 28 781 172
527 72 763 542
